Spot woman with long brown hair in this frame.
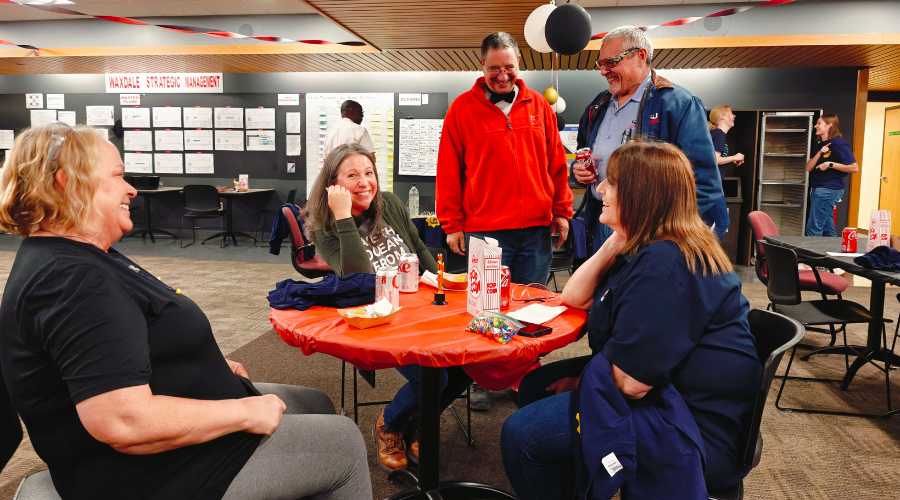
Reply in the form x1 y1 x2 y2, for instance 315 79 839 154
305 144 470 473
501 141 761 499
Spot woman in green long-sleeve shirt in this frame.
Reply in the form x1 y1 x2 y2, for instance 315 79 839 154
306 144 436 276
305 144 468 472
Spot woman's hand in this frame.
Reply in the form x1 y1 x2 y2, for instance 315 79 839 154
610 364 652 400
546 376 580 395
561 231 626 310
600 230 627 256
817 162 831 171
241 395 287 436
326 185 353 220
818 143 831 156
226 359 249 379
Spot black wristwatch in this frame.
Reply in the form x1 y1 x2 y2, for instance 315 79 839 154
829 162 834 169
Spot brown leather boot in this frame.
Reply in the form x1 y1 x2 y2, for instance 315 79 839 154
406 413 419 460
374 409 408 471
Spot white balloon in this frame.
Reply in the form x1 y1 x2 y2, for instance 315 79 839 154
552 96 566 114
524 4 556 53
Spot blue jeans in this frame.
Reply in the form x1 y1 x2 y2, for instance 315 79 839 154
382 365 472 432
465 226 552 285
501 392 576 500
700 196 730 241
806 187 843 237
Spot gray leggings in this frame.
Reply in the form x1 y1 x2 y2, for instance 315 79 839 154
222 383 373 500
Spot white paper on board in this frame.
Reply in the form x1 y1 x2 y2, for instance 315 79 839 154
86 106 114 126
422 94 429 105
46 94 65 110
0 130 14 150
286 135 302 156
278 94 300 106
121 108 151 128
214 107 243 128
286 112 302 134
154 153 183 174
123 153 153 174
185 153 214 174
246 130 276 151
123 130 153 151
57 111 76 126
25 94 42 109
184 129 213 150
214 130 244 151
152 107 182 128
30 110 57 128
245 108 275 129
154 130 184 151
183 107 212 128
120 94 141 106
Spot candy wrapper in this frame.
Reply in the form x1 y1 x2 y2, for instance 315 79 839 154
466 312 524 344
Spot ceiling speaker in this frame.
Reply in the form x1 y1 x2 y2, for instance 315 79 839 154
695 16 730 37
239 24 254 37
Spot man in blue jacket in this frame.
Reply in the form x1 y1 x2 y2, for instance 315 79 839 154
573 26 722 254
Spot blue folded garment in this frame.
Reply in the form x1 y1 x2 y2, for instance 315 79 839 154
267 273 376 310
854 246 900 272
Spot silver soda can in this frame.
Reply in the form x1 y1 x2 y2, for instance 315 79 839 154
398 254 419 293
376 268 400 308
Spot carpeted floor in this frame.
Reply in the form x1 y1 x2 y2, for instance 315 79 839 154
1 251 899 499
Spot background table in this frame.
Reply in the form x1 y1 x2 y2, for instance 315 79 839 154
122 187 182 243
764 236 900 393
270 287 588 499
203 188 274 247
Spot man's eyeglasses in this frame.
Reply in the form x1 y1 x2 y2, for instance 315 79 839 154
595 47 640 70
486 67 517 76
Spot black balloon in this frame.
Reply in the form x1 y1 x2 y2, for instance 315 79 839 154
556 113 566 132
545 4 592 56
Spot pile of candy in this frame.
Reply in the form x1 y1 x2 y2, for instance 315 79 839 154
466 313 523 344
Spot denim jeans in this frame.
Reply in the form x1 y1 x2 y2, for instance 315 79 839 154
382 365 472 432
465 226 552 285
806 187 843 237
501 392 576 500
700 196 730 241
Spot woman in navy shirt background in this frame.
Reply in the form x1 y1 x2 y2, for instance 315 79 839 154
805 114 858 237
501 141 761 499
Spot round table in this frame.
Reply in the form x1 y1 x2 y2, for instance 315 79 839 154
270 286 588 499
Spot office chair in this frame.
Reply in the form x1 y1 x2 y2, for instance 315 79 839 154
180 185 227 249
282 206 333 280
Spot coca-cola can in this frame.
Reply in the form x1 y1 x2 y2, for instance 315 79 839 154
375 268 400 308
842 227 858 253
500 265 510 310
398 254 419 293
575 147 597 178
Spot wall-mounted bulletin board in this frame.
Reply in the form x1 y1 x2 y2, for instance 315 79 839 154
392 92 449 199
0 92 305 182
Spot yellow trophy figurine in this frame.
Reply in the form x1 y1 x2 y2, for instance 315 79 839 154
433 253 448 305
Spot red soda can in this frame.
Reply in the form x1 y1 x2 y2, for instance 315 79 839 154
842 227 858 253
500 265 510 310
575 147 597 178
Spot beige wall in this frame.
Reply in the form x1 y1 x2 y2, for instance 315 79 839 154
858 102 900 228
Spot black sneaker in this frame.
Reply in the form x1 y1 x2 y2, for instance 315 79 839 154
469 384 491 411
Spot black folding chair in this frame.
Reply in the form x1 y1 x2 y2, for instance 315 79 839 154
180 185 227 249
761 241 891 417
707 309 804 500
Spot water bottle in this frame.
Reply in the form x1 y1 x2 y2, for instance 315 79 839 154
409 184 419 217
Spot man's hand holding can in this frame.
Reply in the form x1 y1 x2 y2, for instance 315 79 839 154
573 148 597 185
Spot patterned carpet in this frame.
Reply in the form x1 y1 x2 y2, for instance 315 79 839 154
1 251 899 499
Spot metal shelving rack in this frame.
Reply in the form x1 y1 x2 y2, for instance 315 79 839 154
756 111 815 235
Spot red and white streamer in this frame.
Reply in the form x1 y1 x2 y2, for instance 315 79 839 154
591 0 799 40
0 0 365 54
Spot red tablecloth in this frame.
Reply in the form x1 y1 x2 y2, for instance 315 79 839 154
269 288 588 390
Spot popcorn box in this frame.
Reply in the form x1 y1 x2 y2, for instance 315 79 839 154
467 236 502 316
238 174 249 192
867 209 892 252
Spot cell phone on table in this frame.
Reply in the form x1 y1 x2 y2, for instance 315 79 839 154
518 321 552 338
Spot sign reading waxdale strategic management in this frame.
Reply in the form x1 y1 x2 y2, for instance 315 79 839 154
105 73 224 94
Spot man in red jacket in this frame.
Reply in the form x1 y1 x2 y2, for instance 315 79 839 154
437 31 573 288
